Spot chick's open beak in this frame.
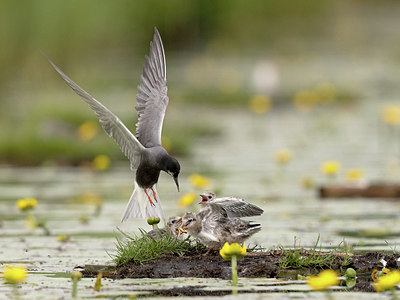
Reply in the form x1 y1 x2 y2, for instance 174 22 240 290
173 176 180 192
178 227 186 235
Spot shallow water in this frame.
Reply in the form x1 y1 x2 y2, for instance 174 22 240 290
1 101 400 298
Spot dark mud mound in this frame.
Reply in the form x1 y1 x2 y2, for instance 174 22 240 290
84 250 398 280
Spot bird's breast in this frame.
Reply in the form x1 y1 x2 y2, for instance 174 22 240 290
136 164 160 188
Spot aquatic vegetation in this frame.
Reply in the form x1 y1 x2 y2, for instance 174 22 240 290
274 148 293 164
16 198 50 235
111 229 206 265
345 267 356 278
70 270 82 298
307 269 339 291
300 175 315 189
16 197 37 211
92 154 111 171
57 234 71 243
321 161 341 177
189 174 210 189
147 217 160 230
345 168 364 182
77 121 99 142
373 270 400 293
248 94 271 114
178 192 197 207
2 265 27 299
219 242 247 286
382 105 400 126
93 272 103 292
2 265 27 284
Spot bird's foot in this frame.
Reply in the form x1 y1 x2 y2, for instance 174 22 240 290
150 187 158 203
144 189 155 207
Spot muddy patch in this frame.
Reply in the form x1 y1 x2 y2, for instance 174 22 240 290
82 250 400 294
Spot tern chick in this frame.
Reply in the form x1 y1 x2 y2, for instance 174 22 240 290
46 28 180 221
181 212 261 249
147 216 183 239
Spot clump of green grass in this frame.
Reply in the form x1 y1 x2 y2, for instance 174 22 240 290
111 229 207 265
278 235 351 269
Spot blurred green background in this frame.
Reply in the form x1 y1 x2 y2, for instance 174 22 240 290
1 0 400 166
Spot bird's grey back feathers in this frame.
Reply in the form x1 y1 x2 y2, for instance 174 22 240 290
135 28 169 148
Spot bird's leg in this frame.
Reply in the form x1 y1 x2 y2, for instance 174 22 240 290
150 187 158 203
144 189 155 207
203 246 214 256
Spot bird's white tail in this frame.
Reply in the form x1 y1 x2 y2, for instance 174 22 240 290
121 181 164 222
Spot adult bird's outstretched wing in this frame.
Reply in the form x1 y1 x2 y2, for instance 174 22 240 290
135 27 169 148
208 197 264 218
46 57 145 171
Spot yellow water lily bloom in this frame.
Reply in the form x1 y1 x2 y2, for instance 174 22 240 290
92 154 111 171
321 161 341 176
16 198 37 211
178 192 196 206
57 235 71 243
374 270 400 292
274 149 293 164
249 94 271 114
77 121 99 142
382 105 400 126
219 242 247 261
346 168 364 181
2 266 27 284
189 174 210 189
307 269 339 291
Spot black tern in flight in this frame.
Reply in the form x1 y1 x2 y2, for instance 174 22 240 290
46 28 180 221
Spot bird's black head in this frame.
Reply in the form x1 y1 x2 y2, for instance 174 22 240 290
162 156 180 191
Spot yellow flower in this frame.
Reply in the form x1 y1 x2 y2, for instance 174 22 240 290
16 198 37 211
374 270 400 292
2 266 27 284
189 174 210 189
57 235 70 243
178 192 196 206
307 269 339 291
249 94 271 114
382 105 400 126
274 149 293 164
346 168 364 181
301 175 314 189
321 161 341 176
219 242 247 261
92 154 111 171
77 121 99 142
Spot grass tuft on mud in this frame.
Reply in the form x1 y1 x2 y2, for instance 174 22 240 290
278 235 351 269
111 229 206 265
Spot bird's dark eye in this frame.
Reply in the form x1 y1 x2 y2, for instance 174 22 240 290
208 196 212 199
171 220 176 224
